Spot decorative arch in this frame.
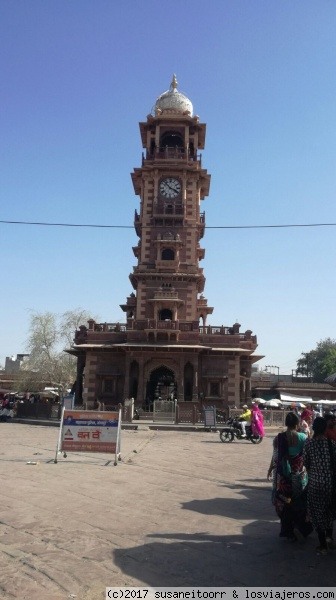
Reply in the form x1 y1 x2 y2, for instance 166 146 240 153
161 248 175 260
144 359 179 383
160 131 184 148
144 362 178 406
159 308 173 321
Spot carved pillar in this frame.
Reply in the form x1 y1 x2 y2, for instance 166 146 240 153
193 355 199 400
227 355 240 406
123 353 131 400
246 377 251 399
137 355 145 406
178 356 184 401
74 353 86 405
83 352 99 407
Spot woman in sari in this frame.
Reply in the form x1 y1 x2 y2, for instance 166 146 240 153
299 409 313 438
324 413 336 442
303 417 336 554
251 401 265 437
267 411 312 541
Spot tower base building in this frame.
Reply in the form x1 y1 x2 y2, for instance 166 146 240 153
70 77 262 411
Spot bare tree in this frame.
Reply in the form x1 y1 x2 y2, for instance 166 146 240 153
60 308 95 347
18 309 96 392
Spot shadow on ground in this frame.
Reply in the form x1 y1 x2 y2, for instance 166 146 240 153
114 483 335 587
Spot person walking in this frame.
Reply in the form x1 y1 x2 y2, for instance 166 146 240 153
303 416 336 554
267 412 312 542
299 409 313 438
325 413 336 442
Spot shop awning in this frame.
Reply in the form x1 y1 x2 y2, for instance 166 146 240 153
280 393 313 404
280 392 336 405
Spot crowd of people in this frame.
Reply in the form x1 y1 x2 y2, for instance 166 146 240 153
267 408 336 555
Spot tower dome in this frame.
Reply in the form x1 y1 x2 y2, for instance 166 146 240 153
154 75 193 116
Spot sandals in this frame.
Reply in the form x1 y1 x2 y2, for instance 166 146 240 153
316 546 328 555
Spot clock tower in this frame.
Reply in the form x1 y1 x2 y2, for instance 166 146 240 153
72 76 260 411
126 74 213 333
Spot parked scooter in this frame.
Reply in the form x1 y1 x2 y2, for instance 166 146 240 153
219 416 263 444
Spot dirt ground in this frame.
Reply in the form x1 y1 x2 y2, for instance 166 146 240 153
0 423 334 599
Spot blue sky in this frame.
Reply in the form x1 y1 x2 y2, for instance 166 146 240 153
1 0 336 374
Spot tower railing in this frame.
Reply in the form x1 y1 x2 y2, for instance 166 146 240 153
136 207 205 222
199 326 231 335
142 147 202 166
79 320 256 342
153 202 184 216
128 320 197 331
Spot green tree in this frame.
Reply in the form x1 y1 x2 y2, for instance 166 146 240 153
296 338 336 383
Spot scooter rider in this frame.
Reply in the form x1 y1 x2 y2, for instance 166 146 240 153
239 404 251 438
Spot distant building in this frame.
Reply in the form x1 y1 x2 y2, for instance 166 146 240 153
252 371 336 402
5 354 30 373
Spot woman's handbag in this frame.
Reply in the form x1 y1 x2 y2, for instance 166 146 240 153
327 439 336 511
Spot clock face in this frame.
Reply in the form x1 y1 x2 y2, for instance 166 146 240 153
159 178 181 198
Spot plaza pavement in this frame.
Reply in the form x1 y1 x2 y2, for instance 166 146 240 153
0 423 332 600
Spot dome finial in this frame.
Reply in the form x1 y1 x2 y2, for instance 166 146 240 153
154 75 193 116
170 74 178 90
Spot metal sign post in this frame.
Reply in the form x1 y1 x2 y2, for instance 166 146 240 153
204 406 217 429
54 405 65 463
63 394 74 410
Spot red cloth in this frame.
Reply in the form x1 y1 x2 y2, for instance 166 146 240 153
300 409 312 421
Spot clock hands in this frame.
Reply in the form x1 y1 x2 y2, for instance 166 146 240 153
160 178 181 197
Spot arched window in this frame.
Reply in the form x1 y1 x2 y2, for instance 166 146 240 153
161 248 175 261
159 309 173 321
150 140 156 156
160 131 184 148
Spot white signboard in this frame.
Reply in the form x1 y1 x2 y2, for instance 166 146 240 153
55 408 122 465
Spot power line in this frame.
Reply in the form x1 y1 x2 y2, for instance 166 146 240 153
1 219 336 230
0 220 130 229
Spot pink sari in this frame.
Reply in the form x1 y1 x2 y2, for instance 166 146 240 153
251 406 265 437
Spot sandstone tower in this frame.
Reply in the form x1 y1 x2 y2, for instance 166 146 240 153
71 77 260 411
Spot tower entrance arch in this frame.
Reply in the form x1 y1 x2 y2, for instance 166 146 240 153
145 366 177 407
